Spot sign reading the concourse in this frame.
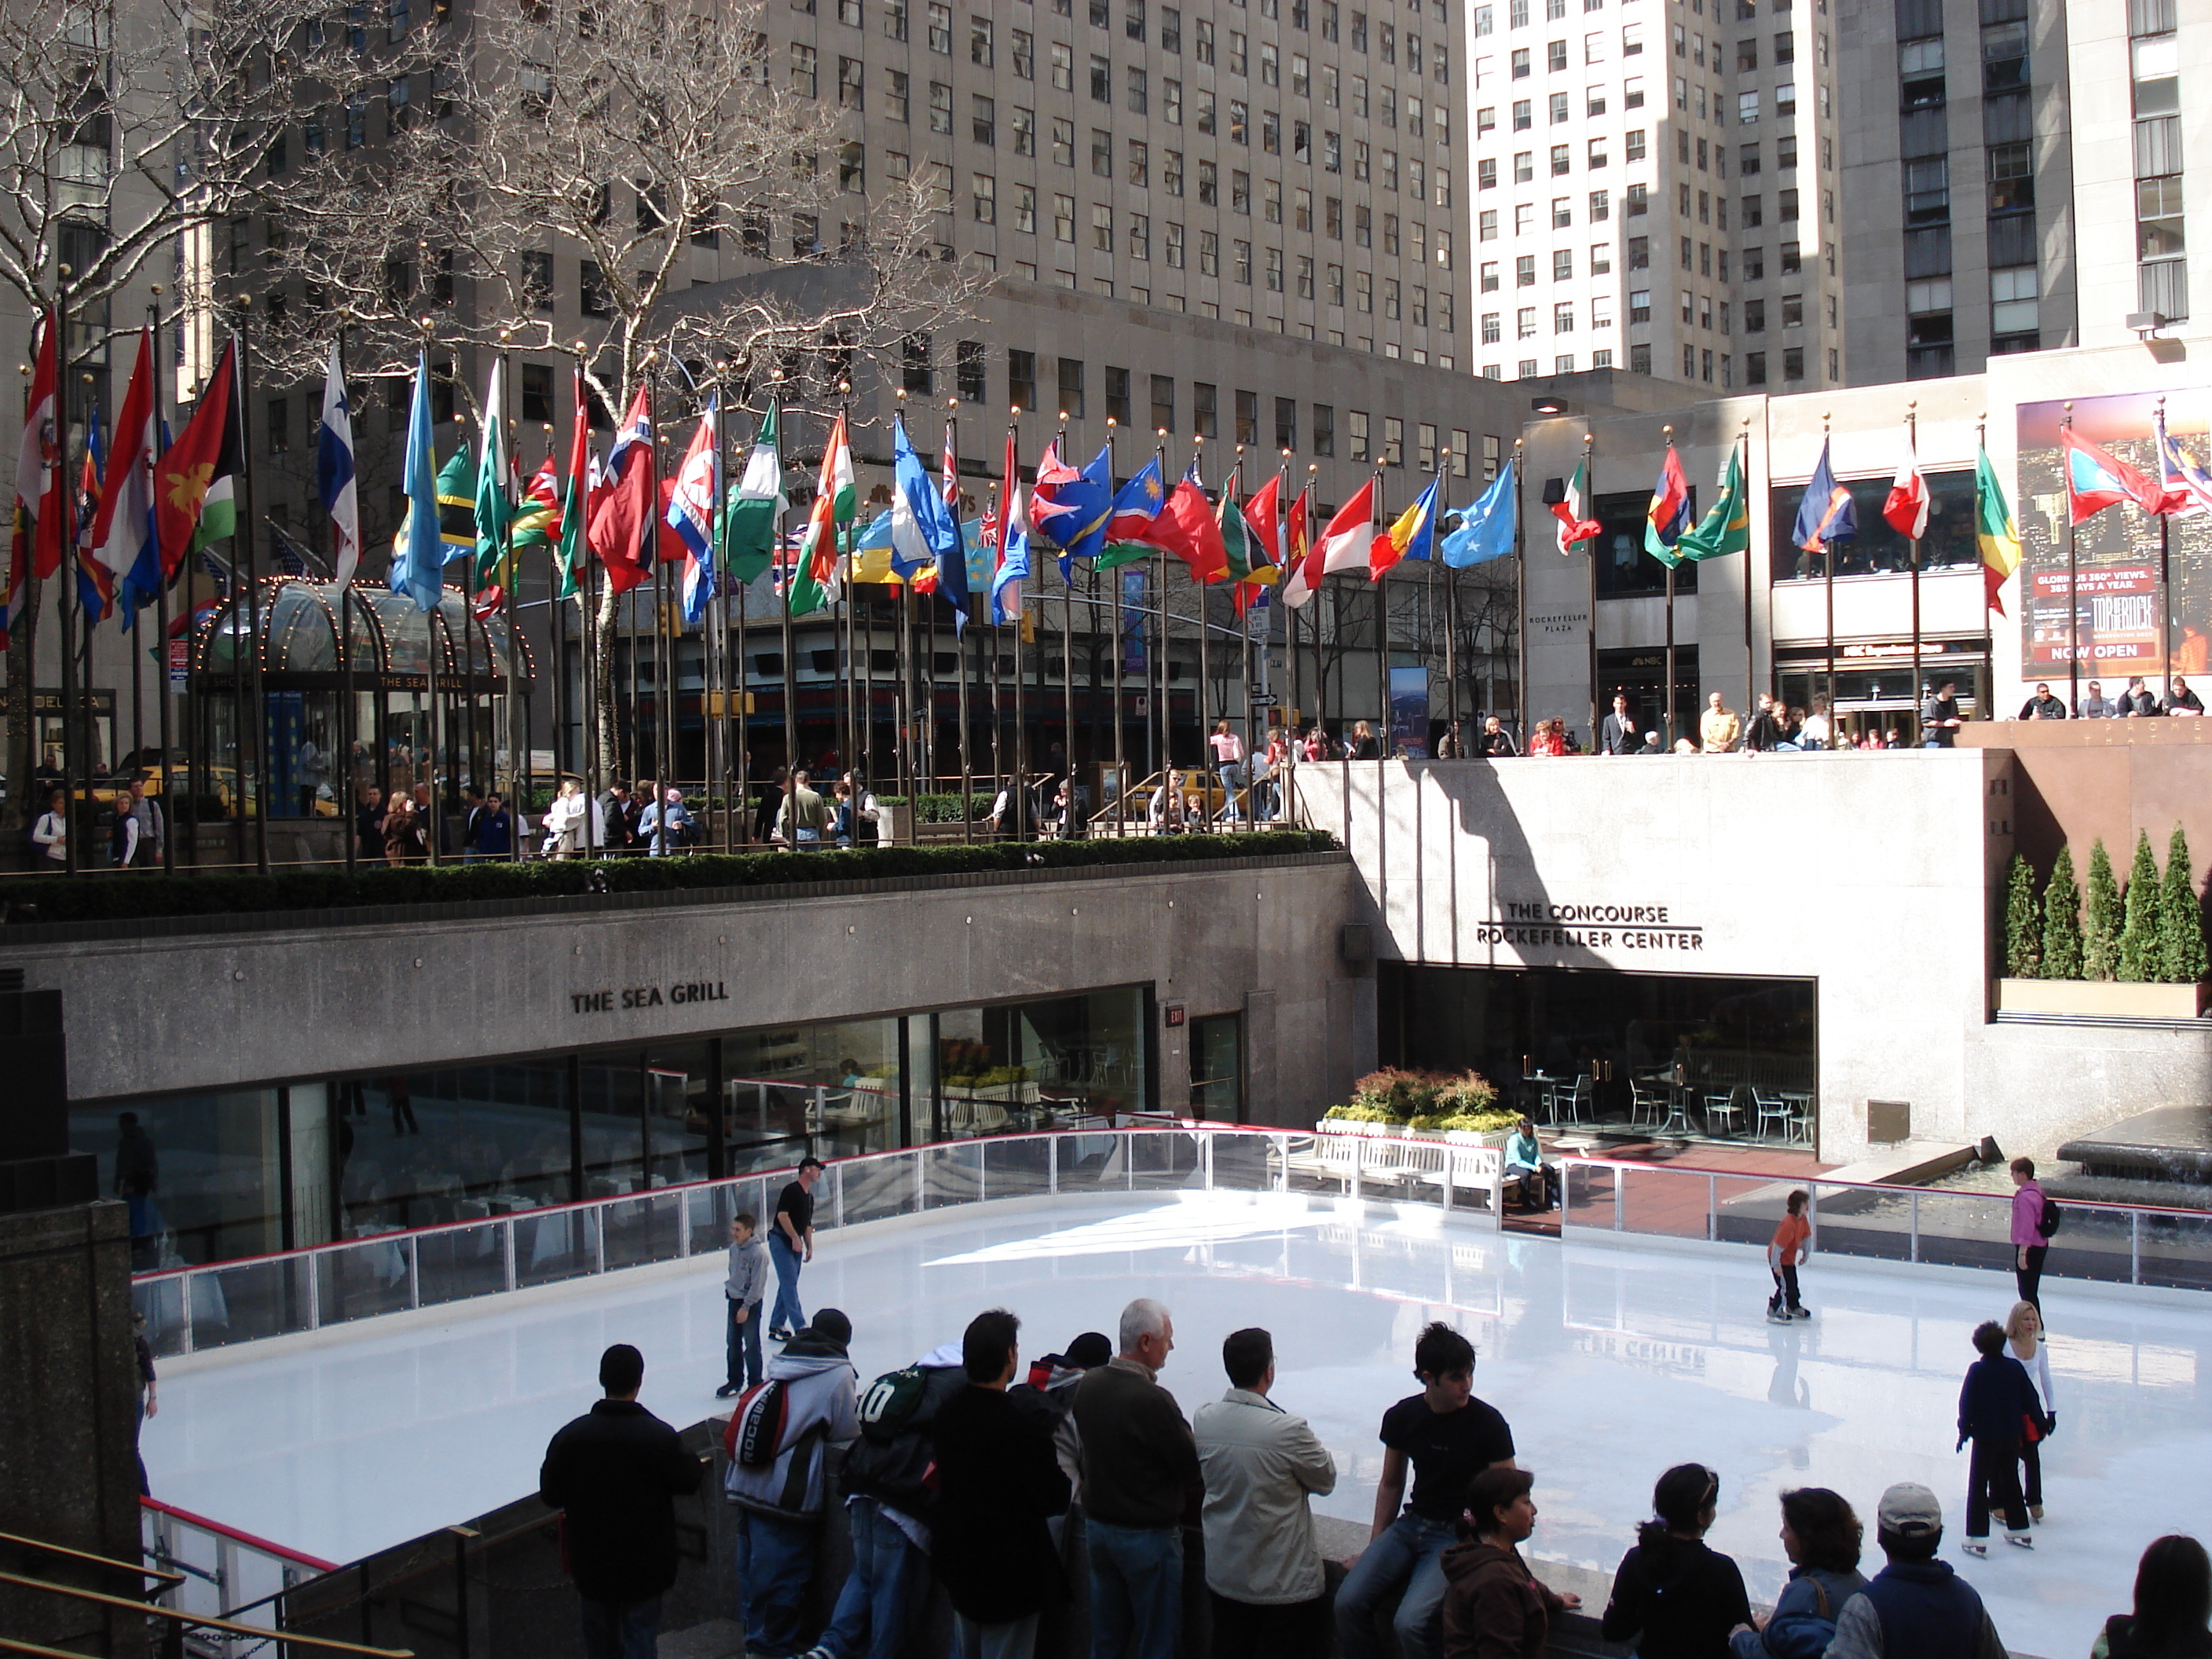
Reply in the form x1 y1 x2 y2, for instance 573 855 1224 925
1474 899 1705 954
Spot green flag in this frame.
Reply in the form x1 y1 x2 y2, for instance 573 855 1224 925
1218 473 1251 583
1674 439 1749 562
437 446 475 567
1097 541 1155 571
473 361 514 591
723 400 782 585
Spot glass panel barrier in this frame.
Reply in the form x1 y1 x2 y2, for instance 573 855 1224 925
414 1222 508 1309
1210 1133 1277 1192
316 1233 415 1327
1562 1160 1617 1229
190 1257 306 1351
842 1152 919 1226
1617 1165 1709 1240
2042 1203 2137 1287
1808 1181 1914 1264
518 1206 595 1287
2137 1210 2212 1292
921 1142 984 1209
603 1190 689 1272
983 1136 1054 1200
1055 1131 1129 1193
1133 1130 1204 1191
1713 1175 1791 1249
1903 1188 2016 1275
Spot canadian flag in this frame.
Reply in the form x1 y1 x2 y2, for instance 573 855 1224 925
1882 422 1931 540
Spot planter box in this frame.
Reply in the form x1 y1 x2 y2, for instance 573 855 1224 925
877 804 914 846
1997 977 2212 1020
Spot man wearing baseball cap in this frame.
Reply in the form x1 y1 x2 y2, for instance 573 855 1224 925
1823 1482 2009 1659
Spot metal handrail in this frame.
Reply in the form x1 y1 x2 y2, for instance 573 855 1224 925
0 1525 183 1588
0 1569 413 1657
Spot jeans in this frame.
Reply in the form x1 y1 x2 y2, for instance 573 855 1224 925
769 1232 806 1334
1086 1520 1181 1659
2016 1243 2048 1315
1335 1513 1458 1659
954 1612 1040 1659
578 1594 663 1659
1210 1592 1326 1659
728 1297 764 1390
735 1509 819 1657
1965 1437 2029 1537
1216 764 1243 819
821 1496 925 1659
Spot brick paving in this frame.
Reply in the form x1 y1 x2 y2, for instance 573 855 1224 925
1504 1132 1836 1238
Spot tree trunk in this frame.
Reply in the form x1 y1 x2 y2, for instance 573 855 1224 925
595 578 624 783
2 575 42 835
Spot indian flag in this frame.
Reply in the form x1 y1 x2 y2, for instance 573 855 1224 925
786 412 855 615
1976 444 2021 616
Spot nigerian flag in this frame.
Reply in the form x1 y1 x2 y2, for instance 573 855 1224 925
1674 438 1750 562
723 401 783 585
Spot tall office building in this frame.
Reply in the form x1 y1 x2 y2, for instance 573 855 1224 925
1458 0 1846 396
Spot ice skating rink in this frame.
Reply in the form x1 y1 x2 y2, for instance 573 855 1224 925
149 1190 2208 1656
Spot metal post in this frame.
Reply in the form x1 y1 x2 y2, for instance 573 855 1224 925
1706 1172 1717 1242
1906 403 1923 733
1512 438 1527 737
1909 1189 1920 1264
2063 402 2079 715
2132 1208 2142 1286
235 315 270 873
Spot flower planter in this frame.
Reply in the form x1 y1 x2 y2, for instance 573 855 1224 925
1996 978 2212 1020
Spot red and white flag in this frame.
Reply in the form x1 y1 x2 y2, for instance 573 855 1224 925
1882 422 1931 540
1317 478 1377 579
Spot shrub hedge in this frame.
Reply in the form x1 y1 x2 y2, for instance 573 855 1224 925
2 830 1339 926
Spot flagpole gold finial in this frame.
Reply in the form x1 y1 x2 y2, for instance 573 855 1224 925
1661 424 1672 439
1107 416 1117 430
947 397 959 411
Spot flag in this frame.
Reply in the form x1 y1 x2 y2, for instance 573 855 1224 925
512 452 559 550
2154 409 2212 518
1371 478 1439 578
1138 478 1232 582
1881 421 1930 540
1242 475 1283 574
1441 461 1518 567
991 469 1031 625
668 401 721 624
156 339 236 579
723 399 784 587
1675 439 1750 562
1551 457 1599 555
1042 443 1118 570
93 328 159 624
390 350 445 613
1792 439 1855 552
2062 427 2162 524
318 342 361 586
1274 486 1318 610
554 367 591 601
438 446 475 561
1218 470 1251 584
75 402 115 622
942 417 959 508
1104 456 1167 543
889 414 959 585
588 383 656 595
473 360 514 593
1317 478 1377 580
1976 444 2021 616
14 307 61 582
787 412 853 615
1643 445 1691 568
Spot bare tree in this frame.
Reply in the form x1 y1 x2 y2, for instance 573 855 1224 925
255 0 990 775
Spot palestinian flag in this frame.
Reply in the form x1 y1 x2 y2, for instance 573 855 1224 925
181 351 247 560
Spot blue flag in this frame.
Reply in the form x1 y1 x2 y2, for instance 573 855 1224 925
889 415 959 583
1792 439 1856 553
1038 442 1115 574
1441 462 1518 567
391 350 446 613
1106 456 1167 537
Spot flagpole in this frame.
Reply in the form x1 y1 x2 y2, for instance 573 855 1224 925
331 324 356 873
1306 463 1321 755
1740 415 1756 723
150 291 175 872
1107 418 1123 820
1193 438 1214 821
1058 409 1074 820
706 383 725 851
1658 426 1675 750
1822 412 1837 730
1907 400 1923 734
577 351 601 859
500 332 527 855
1155 432 1170 804
236 305 270 873
950 401 972 843
986 477 1005 832
1514 437 1528 747
1005 413 1027 840
777 375 799 816
53 284 79 872
2157 395 2175 702
1373 467 1390 762
1582 429 1598 745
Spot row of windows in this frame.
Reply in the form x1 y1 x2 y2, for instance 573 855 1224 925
1479 350 1615 380
2130 7 2187 323
1481 299 1611 339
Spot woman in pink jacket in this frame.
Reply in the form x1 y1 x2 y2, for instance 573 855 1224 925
2009 1157 2050 1315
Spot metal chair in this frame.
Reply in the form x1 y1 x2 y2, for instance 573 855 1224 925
1752 1090 1793 1143
1703 1090 1745 1137
1657 1084 1694 1135
1781 1092 1817 1147
1630 1078 1670 1127
1553 1073 1594 1126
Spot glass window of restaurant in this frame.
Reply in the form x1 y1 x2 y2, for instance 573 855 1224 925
1767 468 1978 581
1380 963 1817 1143
1774 640 1988 745
75 985 1152 1270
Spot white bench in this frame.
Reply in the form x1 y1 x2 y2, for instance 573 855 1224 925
1284 1128 1504 1225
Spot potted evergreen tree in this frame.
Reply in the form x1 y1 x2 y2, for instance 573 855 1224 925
1998 830 2212 1017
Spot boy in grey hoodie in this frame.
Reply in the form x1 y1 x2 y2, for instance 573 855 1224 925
719 1214 771 1400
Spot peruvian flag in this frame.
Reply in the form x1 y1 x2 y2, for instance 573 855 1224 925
1552 456 1600 554
1881 422 1931 540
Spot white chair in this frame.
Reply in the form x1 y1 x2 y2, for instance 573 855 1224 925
1702 1090 1744 1137
1630 1079 1671 1127
1752 1090 1793 1142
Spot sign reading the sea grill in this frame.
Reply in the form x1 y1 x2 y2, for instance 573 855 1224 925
571 980 731 1014
1476 900 1705 953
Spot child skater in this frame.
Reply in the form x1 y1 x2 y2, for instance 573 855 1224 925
1767 1189 1812 1323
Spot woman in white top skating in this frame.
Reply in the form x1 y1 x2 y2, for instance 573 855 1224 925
2005 1298 2056 1522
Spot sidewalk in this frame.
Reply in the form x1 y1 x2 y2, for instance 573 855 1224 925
1504 1132 1834 1238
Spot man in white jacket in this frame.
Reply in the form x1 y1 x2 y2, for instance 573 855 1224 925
1192 1327 1338 1659
724 1309 860 1659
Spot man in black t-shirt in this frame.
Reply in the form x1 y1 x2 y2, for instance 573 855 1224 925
767 1158 823 1341
1335 1322 1516 1659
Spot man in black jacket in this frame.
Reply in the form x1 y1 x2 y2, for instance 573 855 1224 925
540 1344 705 1659
1599 695 1640 755
1071 1298 1202 1659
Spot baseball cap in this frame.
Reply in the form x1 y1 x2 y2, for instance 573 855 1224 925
1877 1482 1943 1537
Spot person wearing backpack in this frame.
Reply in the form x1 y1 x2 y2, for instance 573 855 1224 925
538 1343 706 1659
797 1339 969 1659
1726 1488 1866 1659
724 1309 861 1659
2009 1157 2056 1316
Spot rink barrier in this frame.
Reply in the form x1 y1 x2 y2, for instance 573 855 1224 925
130 1128 1503 1358
1557 1155 2212 1292
141 1495 341 1646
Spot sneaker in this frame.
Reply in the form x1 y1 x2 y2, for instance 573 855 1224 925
715 1383 740 1399
2005 1533 2034 1551
1962 1541 1988 1558
768 1328 792 1342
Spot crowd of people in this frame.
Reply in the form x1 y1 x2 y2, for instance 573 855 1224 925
535 1247 2205 1659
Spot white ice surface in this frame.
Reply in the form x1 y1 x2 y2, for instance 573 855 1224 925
148 1191 2204 1657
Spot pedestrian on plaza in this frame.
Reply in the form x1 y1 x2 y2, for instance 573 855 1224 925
2120 676 2163 717
1742 693 1785 753
132 1309 158 1496
1600 695 1640 755
2167 676 2206 716
931 1309 1073 1659
1766 1190 1813 1324
777 769 830 847
640 787 695 855
540 1343 706 1659
355 786 385 862
2001 1300 2056 1522
1350 720 1381 760
2018 683 2069 720
1071 1297 1202 1659
596 782 642 851
1919 681 1965 747
2094 1535 2212 1659
2079 679 2118 720
30 786 68 865
1699 693 1740 754
1800 697 1834 751
459 787 490 861
1480 716 1518 757
800 1335 971 1659
723 1309 860 1659
767 1158 823 1340
112 774 164 866
1529 719 1568 758
1822 1481 2009 1659
1726 1487 1866 1659
383 793 428 863
1440 1467 1579 1659
753 767 789 843
1641 731 1665 754
717 1213 770 1400
1337 1322 1517 1659
1600 1463 1752 1657
1435 721 1464 759
1956 1319 2040 1555
1503 1116 1552 1213
1193 1327 1337 1659
2009 1156 2053 1314
1210 720 1246 822
543 779 587 857
843 772 882 844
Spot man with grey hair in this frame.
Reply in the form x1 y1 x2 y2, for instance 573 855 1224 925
1071 1298 1201 1659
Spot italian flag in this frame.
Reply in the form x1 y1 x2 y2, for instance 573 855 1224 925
1552 457 1600 554
786 412 855 615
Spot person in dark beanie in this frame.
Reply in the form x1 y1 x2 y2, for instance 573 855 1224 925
539 1343 705 1659
931 1308 1072 1659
